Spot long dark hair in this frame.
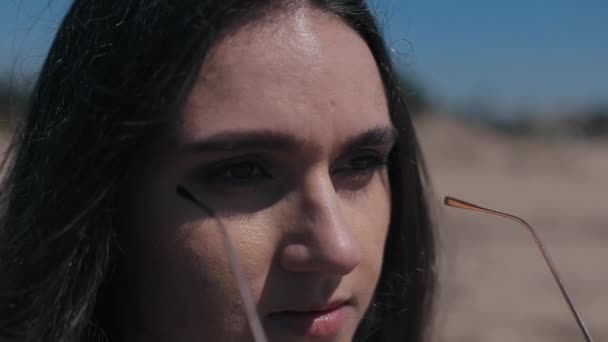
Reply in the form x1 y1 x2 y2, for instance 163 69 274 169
0 1 435 341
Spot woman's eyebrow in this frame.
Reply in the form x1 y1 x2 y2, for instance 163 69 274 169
183 130 304 153
182 125 398 154
342 126 399 151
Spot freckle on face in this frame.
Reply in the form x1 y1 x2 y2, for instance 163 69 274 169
117 6 391 342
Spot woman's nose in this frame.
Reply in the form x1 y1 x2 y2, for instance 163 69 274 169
279 176 362 275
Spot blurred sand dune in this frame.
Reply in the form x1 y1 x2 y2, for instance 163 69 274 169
415 115 607 341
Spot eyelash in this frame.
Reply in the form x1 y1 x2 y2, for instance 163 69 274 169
333 153 388 175
201 152 389 188
203 158 273 186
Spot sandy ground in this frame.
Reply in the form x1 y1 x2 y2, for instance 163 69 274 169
414 115 607 341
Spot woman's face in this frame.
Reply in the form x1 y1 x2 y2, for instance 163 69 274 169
119 7 393 342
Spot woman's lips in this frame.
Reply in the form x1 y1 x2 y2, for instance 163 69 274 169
267 302 351 338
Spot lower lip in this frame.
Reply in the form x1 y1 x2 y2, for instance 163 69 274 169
269 304 350 338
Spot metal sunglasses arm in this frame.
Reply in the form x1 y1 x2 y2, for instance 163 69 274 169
444 196 594 342
177 185 268 342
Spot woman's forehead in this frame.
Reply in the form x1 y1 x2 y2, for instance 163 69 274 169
180 6 389 146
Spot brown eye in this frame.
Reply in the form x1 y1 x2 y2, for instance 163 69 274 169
223 163 264 180
219 162 270 182
204 160 272 186
349 156 382 170
334 154 387 174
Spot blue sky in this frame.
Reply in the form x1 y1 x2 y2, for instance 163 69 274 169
1 0 607 116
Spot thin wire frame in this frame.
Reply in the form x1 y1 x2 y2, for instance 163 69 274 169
444 196 595 342
176 185 268 342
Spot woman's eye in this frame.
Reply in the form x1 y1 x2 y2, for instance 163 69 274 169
335 154 388 174
206 161 272 185
350 156 382 170
331 153 388 192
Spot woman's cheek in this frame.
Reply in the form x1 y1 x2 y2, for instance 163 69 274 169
185 213 278 301
349 171 391 280
151 219 268 341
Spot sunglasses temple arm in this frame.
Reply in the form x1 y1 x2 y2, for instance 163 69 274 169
445 197 594 342
177 186 268 342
